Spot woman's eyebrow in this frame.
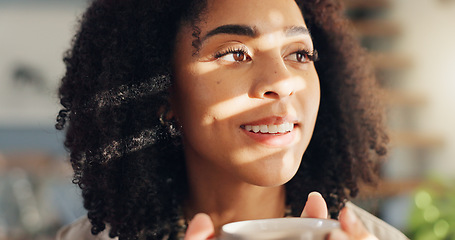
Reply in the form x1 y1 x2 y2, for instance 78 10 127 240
202 24 258 42
200 24 310 43
284 26 310 37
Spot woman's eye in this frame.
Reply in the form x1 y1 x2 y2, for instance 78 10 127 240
232 52 247 62
285 51 311 63
216 50 251 62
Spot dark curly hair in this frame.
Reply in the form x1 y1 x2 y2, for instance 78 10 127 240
56 0 388 239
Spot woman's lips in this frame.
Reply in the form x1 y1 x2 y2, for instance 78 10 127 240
240 117 298 147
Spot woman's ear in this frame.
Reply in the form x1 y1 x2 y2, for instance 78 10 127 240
167 87 178 119
158 90 183 135
158 102 175 125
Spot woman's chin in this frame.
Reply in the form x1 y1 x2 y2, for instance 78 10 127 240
242 166 299 187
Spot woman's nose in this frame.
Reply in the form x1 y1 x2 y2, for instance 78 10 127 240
249 58 296 100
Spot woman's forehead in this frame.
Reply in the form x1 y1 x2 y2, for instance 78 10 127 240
198 0 306 34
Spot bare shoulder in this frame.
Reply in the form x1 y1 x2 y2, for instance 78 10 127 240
346 202 410 240
56 216 116 240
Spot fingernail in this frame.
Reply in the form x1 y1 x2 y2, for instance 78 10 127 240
308 191 322 198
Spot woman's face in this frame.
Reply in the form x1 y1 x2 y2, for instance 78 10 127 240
172 0 320 187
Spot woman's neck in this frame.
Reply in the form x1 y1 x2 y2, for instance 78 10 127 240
184 158 287 235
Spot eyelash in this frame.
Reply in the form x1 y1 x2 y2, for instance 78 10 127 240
213 47 249 59
290 48 319 63
213 47 319 62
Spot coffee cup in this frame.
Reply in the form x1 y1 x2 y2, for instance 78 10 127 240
220 217 340 240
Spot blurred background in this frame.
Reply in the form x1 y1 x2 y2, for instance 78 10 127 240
0 0 454 239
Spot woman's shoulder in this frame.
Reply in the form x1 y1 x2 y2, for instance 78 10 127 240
56 216 116 240
347 202 410 240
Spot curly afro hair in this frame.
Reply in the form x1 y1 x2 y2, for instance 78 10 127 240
56 0 388 239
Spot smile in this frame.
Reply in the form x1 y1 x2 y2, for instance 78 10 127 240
240 121 298 147
242 123 294 134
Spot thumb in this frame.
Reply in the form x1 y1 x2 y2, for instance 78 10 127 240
300 192 328 219
338 207 377 240
184 213 215 240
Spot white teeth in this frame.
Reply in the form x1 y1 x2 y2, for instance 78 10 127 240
268 125 278 133
260 125 268 133
244 123 294 133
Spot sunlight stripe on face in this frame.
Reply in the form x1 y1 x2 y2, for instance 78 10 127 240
201 79 307 125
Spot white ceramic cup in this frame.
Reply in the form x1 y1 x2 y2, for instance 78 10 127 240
220 217 340 240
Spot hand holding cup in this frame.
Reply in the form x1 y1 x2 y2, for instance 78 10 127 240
184 192 378 240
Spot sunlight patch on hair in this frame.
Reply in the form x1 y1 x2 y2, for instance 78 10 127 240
100 128 160 163
93 75 171 108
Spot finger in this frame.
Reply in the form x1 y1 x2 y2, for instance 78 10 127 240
338 207 378 240
184 213 215 240
326 229 349 240
300 192 328 219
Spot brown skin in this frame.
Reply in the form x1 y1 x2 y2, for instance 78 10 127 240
172 0 377 239
56 0 390 237
172 0 318 234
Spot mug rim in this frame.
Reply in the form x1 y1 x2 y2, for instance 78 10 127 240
221 217 340 235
